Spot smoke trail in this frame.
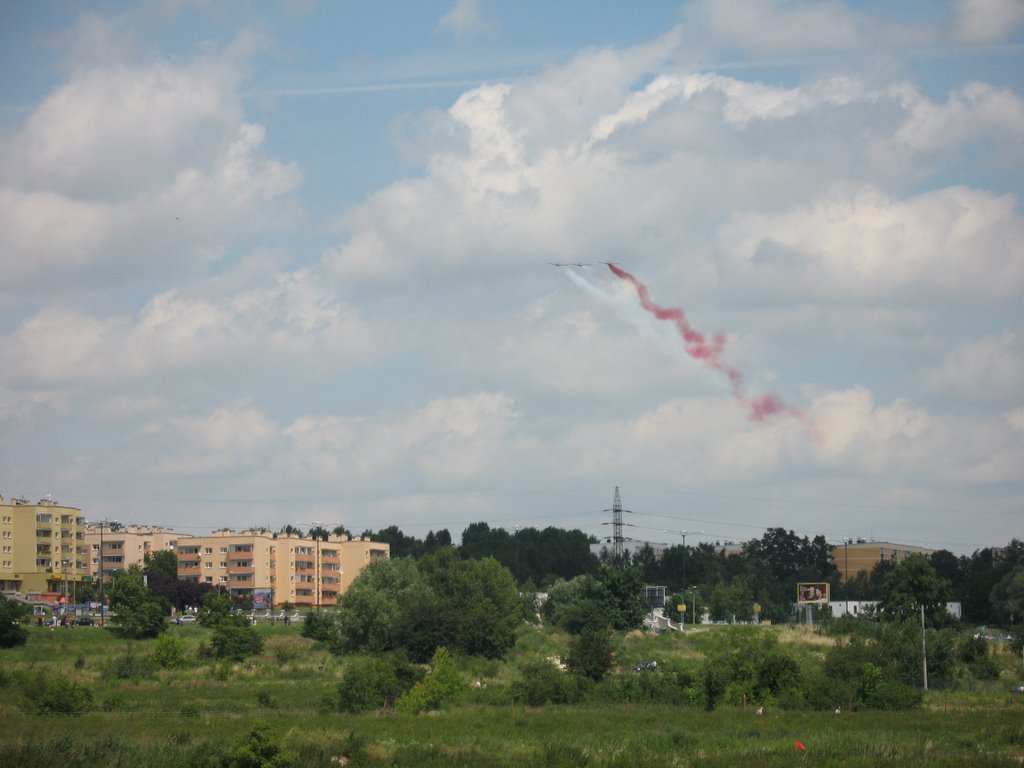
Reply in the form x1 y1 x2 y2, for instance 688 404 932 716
604 263 797 422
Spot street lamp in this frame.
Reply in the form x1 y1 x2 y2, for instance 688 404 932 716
691 586 698 628
665 529 703 595
513 525 521 584
88 519 118 625
61 560 69 612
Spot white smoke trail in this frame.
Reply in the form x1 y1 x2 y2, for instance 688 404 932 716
563 268 686 357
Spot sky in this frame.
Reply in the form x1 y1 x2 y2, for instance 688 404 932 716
1 0 1022 556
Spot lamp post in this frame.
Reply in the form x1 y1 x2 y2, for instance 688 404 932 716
665 529 703 595
513 525 521 584
89 519 118 625
62 559 69 612
691 586 698 628
844 538 850 618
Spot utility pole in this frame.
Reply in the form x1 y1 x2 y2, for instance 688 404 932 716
91 519 117 625
921 604 929 691
602 489 626 569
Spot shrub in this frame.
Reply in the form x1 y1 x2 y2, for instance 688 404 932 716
220 723 294 768
211 622 264 662
256 689 278 709
333 656 413 713
20 673 94 716
101 692 129 711
512 656 589 706
0 595 30 648
564 629 616 682
396 646 468 713
104 643 156 681
153 633 186 669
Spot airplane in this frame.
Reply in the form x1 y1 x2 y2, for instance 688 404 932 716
599 260 619 266
549 262 591 267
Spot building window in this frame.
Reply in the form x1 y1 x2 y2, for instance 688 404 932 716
205 548 213 555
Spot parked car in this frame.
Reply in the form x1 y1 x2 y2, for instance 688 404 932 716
174 615 197 625
74 616 95 626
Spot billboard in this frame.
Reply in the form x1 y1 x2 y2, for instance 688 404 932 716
253 588 273 610
796 583 829 605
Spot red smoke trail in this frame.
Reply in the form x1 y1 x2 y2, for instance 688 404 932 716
606 263 796 422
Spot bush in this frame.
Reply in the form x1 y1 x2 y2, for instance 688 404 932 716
103 643 156 681
333 655 418 713
512 656 589 706
211 622 264 662
20 673 94 716
396 646 468 713
564 629 616 682
0 595 30 648
153 633 186 669
220 723 294 768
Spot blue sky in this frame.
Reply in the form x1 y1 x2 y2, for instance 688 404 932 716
1 0 1022 554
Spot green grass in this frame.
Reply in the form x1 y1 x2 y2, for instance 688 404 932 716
2 622 1023 767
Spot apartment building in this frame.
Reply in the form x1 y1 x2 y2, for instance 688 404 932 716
0 495 88 598
84 524 190 582
177 529 389 607
831 540 936 582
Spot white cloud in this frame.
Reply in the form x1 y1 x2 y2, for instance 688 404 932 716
926 331 1024 401
892 81 1024 160
0 32 299 298
143 400 281 476
680 0 935 56
0 268 379 390
718 185 1024 300
951 0 1024 43
439 0 492 39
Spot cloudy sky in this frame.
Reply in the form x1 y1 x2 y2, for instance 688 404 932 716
1 0 1022 555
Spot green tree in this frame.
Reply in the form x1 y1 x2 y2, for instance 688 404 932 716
198 589 233 626
564 629 616 682
336 557 432 653
107 567 167 639
0 595 30 648
709 579 754 623
990 565 1024 625
404 548 520 661
211 622 264 661
879 556 952 625
144 549 179 580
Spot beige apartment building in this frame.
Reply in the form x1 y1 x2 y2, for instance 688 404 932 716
0 495 88 598
831 540 936 582
177 529 389 607
84 524 191 583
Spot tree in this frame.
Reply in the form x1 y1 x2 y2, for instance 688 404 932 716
404 548 520 661
879 556 952 625
0 595 30 648
198 589 233 626
564 629 616 681
144 549 179 580
336 557 431 653
544 566 646 633
107 567 168 639
709 578 754 623
211 622 264 661
990 566 1024 625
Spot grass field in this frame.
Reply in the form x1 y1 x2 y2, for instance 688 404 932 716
2 622 1022 767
